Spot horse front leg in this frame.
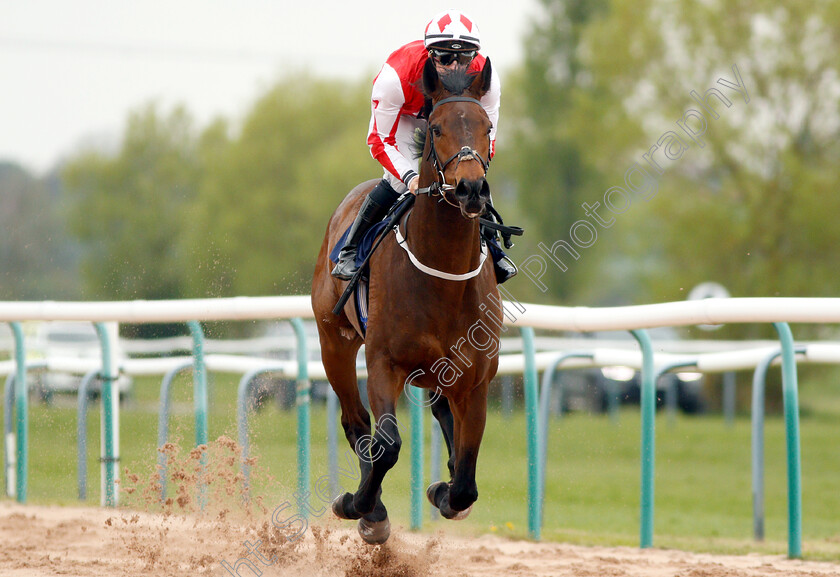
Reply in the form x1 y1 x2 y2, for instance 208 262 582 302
317 329 394 543
334 363 403 544
428 382 488 520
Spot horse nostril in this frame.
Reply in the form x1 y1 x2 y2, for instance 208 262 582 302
455 179 487 200
455 180 469 199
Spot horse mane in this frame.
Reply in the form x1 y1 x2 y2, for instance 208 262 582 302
412 66 479 158
412 126 426 160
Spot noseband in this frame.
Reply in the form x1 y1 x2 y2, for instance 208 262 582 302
418 96 490 200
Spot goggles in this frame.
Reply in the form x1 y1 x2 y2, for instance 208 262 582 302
429 48 477 66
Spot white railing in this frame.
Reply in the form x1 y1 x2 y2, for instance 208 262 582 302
2 295 840 558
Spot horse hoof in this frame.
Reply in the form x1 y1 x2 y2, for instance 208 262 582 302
443 502 472 521
427 481 473 520
358 517 390 544
426 481 448 506
332 492 360 520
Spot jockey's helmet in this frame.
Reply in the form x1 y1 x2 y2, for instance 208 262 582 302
424 10 481 52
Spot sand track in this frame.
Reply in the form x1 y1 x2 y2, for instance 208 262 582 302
1 501 839 577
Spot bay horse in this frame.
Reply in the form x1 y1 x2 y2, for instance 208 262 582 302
311 57 501 544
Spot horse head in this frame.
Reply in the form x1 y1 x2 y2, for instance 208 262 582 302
421 58 494 219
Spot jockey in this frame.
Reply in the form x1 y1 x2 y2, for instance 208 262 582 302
331 9 517 284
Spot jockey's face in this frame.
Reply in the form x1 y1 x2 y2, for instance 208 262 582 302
429 45 476 72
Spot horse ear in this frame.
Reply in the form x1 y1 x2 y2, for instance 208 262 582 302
422 57 441 98
471 57 493 97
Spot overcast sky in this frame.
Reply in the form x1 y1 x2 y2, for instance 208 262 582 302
1 1 539 174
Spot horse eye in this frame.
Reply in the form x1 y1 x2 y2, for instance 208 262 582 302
431 125 442 137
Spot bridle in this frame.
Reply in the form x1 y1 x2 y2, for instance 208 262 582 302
388 95 493 281
417 96 491 205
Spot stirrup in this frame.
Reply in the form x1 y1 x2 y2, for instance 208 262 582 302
331 248 359 280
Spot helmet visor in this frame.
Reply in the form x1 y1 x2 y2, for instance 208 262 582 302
430 48 476 66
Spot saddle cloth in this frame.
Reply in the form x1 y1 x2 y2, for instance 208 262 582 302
328 219 392 334
328 219 391 272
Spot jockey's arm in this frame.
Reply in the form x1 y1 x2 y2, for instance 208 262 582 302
367 64 418 187
480 63 501 160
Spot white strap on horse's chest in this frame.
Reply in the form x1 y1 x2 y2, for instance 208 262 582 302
393 224 488 281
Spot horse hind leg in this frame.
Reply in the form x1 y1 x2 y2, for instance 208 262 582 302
330 423 391 544
331 408 394 544
427 391 470 519
329 397 391 544
429 392 456 479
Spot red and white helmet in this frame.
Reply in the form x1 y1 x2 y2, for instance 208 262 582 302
424 10 481 50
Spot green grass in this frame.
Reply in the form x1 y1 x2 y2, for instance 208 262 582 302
4 372 840 561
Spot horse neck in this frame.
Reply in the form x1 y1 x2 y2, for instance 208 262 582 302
406 192 483 275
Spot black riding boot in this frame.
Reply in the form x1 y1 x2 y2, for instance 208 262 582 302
331 180 400 280
481 221 518 284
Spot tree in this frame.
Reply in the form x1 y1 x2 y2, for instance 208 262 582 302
505 0 840 320
0 162 79 299
577 0 840 311
61 76 378 310
181 76 377 297
499 0 618 304
63 104 200 302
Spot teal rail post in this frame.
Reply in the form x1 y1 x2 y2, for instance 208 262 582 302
187 321 209 510
408 383 424 530
654 360 699 426
631 329 655 549
521 326 540 540
10 322 27 503
187 321 209 448
723 371 737 427
94 322 119 507
327 388 339 498
156 361 196 501
327 370 363 499
290 318 311 516
236 366 284 496
429 419 442 521
772 322 802 559
4 374 17 498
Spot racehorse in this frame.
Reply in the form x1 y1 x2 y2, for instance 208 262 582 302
311 57 501 544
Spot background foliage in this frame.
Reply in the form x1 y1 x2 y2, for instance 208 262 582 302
3 0 840 326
